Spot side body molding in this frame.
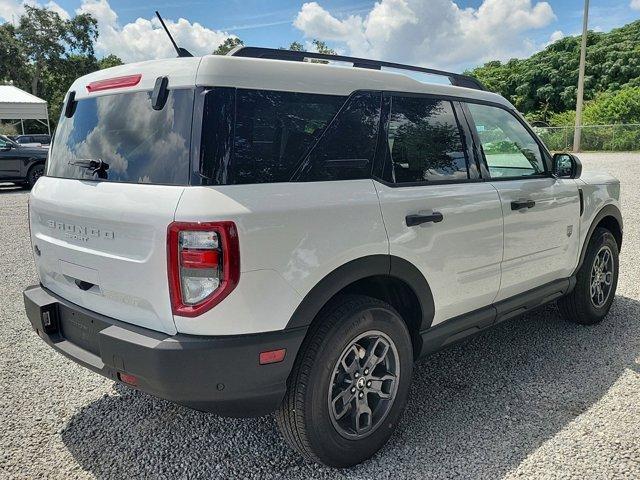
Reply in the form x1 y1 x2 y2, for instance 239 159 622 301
285 255 435 331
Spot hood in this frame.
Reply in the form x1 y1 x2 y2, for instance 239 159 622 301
578 170 620 186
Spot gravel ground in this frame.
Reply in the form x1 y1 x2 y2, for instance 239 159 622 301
1 152 639 479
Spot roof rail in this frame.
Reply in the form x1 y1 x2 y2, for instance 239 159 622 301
228 46 485 91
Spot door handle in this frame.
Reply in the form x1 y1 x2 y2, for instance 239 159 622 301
511 199 536 211
406 212 444 227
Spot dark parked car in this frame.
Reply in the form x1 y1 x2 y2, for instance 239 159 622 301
14 134 51 147
0 135 47 188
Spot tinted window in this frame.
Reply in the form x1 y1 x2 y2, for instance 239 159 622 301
230 89 345 184
296 91 381 181
199 87 235 183
48 89 194 185
467 103 545 178
386 97 468 183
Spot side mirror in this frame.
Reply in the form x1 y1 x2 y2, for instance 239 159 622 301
553 152 582 179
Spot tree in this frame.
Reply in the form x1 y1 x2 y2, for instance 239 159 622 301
467 20 640 119
16 5 97 96
98 54 124 70
286 40 337 55
0 23 29 89
213 37 244 55
288 41 304 51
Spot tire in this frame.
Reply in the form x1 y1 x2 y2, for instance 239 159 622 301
276 294 414 467
25 163 45 189
558 227 619 325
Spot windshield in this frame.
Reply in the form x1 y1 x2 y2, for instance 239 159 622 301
0 135 17 148
48 89 194 185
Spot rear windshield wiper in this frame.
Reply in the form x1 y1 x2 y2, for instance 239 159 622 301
68 158 110 178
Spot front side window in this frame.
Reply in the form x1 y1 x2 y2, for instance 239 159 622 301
386 96 469 184
466 103 545 178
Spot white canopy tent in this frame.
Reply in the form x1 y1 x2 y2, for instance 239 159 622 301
0 85 50 135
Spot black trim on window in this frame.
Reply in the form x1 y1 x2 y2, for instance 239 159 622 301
458 98 554 181
372 91 482 188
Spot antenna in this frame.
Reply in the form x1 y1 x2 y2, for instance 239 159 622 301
155 11 193 58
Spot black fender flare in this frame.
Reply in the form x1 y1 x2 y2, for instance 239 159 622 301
574 203 623 274
285 255 435 331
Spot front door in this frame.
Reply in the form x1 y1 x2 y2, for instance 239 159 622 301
0 137 21 179
464 102 581 301
374 94 504 326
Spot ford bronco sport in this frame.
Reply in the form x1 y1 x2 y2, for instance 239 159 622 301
23 47 622 467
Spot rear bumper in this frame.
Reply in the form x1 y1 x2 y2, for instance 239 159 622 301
23 285 306 417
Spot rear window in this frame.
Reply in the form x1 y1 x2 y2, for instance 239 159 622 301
48 89 194 185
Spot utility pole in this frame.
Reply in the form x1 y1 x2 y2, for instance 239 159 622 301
573 0 590 152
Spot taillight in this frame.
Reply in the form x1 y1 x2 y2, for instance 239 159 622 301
167 222 240 317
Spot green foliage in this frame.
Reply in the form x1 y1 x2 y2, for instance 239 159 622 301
213 37 244 55
16 5 98 95
467 20 640 120
286 40 337 56
288 41 304 51
548 87 640 126
98 54 124 70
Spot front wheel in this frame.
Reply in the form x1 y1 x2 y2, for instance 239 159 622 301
276 295 413 467
558 227 619 325
25 163 45 189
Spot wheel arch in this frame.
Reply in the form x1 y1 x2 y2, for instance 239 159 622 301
285 255 435 358
575 204 622 274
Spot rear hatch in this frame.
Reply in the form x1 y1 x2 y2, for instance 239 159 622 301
29 82 196 335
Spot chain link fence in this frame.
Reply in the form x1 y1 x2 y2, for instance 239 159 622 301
533 124 640 152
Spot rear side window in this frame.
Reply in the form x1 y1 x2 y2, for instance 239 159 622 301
466 103 545 178
48 89 194 185
230 89 345 184
385 96 469 184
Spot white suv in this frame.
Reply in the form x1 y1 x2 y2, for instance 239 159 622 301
23 47 622 467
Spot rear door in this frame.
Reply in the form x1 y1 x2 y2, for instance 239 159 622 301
29 88 195 334
463 102 581 301
374 94 504 326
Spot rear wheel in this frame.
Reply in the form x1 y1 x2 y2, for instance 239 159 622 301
276 295 413 467
558 227 619 325
25 163 45 189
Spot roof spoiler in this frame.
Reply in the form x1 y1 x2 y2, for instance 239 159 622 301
228 46 485 91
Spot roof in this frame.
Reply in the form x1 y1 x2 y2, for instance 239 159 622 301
68 54 513 109
0 85 48 120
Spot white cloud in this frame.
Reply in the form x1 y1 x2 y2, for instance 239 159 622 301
548 29 565 44
631 0 640 11
293 0 557 69
45 1 69 19
0 0 69 23
76 0 233 63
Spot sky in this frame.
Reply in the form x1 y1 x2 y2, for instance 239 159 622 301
1 0 639 70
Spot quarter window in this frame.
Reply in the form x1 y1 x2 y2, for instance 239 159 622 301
386 96 469 184
466 103 545 178
231 89 345 184
296 91 381 182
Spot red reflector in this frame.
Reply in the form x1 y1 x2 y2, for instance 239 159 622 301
87 74 142 92
118 372 138 386
180 249 219 269
259 349 286 365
